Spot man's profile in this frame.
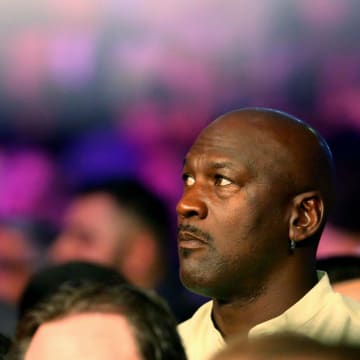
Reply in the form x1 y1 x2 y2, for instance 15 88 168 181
176 108 360 360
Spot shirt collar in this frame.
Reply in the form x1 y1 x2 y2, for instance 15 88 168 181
248 271 333 337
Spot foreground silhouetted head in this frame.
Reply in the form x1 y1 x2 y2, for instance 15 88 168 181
18 260 127 320
11 282 186 360
177 108 335 299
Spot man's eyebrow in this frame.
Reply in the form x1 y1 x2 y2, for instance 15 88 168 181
182 159 235 169
209 161 233 169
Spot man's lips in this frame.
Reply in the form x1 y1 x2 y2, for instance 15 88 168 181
178 224 212 249
178 232 208 249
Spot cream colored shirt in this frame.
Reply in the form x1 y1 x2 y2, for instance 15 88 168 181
178 272 360 360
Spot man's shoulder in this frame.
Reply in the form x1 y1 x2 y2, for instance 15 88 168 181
312 271 360 320
306 289 360 345
305 274 360 333
333 292 360 318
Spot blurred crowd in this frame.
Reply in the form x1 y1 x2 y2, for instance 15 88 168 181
1 1 360 205
0 0 359 343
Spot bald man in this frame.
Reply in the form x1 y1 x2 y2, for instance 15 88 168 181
176 108 360 360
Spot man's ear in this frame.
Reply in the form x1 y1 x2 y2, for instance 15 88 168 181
289 191 324 245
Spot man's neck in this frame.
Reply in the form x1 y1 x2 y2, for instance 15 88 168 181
211 269 318 339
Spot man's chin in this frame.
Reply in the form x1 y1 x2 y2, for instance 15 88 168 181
179 269 215 298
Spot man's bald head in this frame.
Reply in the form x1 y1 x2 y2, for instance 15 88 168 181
177 107 334 299
206 107 335 221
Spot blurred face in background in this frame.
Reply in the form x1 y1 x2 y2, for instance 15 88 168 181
48 193 135 271
0 226 39 304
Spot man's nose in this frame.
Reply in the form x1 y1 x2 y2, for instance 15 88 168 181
176 186 208 219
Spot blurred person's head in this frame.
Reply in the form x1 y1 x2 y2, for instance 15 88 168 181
11 282 186 360
317 129 360 258
48 178 171 288
0 217 56 304
18 260 127 320
210 332 360 360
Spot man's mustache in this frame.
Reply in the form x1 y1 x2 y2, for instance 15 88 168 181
177 224 213 243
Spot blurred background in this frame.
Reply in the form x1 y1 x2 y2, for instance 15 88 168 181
0 0 359 337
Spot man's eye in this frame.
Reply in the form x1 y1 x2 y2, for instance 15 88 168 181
183 174 195 186
215 176 232 186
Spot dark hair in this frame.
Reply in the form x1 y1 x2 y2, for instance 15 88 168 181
0 333 11 359
74 178 171 251
13 282 186 360
18 261 127 320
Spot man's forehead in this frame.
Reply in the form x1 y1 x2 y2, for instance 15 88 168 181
191 109 324 162
182 111 310 184
200 113 281 144
184 140 258 178
187 118 281 160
